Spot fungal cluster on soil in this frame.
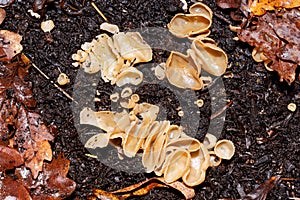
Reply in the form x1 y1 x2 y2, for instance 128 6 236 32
72 2 234 187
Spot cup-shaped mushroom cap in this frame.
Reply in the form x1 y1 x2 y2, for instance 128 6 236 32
120 98 136 109
115 67 143 87
121 87 132 98
166 125 183 142
168 14 212 38
72 50 88 62
92 34 124 82
214 139 235 160
84 133 110 149
155 63 166 80
203 133 217 149
252 47 268 62
113 32 152 64
163 149 191 183
165 51 203 90
189 2 213 19
182 143 210 186
132 103 159 122
122 118 151 157
208 151 222 167
167 137 201 152
142 121 170 172
131 94 140 103
190 38 228 76
100 22 119 34
264 59 274 71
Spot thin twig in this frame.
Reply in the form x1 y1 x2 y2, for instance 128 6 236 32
28 58 77 103
210 100 233 120
91 2 108 22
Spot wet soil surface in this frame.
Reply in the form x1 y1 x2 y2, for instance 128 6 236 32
3 0 299 199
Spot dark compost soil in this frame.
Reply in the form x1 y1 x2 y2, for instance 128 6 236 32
2 0 299 199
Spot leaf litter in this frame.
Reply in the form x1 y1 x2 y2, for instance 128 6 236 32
0 7 76 199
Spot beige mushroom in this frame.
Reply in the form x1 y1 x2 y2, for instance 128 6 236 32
214 139 235 160
80 108 120 133
167 137 201 152
92 34 124 81
165 51 203 90
100 22 119 34
182 144 210 186
57 73 70 85
189 38 227 76
84 133 110 149
113 32 152 64
132 103 159 122
115 67 143 87
110 92 119 102
131 94 140 103
252 47 268 62
121 87 133 98
189 2 213 19
168 13 211 38
154 63 166 80
120 98 136 109
208 151 222 167
203 133 217 149
41 20 55 32
163 149 191 183
142 121 170 173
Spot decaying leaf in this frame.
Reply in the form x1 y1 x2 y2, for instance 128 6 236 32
92 177 195 200
0 176 32 200
0 0 14 7
15 155 76 200
0 8 6 25
249 0 300 16
216 0 241 9
0 56 54 178
243 176 281 200
0 144 24 171
238 9 300 83
0 30 23 62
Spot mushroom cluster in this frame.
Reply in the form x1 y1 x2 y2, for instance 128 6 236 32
72 32 152 86
164 2 228 90
81 103 235 187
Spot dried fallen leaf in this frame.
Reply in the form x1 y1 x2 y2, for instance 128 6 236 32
217 0 241 9
92 177 195 200
0 8 6 25
0 144 24 171
0 55 54 178
0 176 32 200
16 154 76 200
238 9 300 83
0 30 23 62
249 0 300 16
0 0 14 7
243 176 281 200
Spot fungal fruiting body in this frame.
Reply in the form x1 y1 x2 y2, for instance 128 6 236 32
81 103 235 187
165 2 228 90
72 31 152 85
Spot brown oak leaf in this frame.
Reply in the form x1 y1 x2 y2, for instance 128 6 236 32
0 30 23 62
238 9 300 84
0 144 24 171
0 176 32 200
16 155 77 200
0 56 54 178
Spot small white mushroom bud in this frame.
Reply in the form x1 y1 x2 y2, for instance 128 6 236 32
57 73 70 85
41 20 55 32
